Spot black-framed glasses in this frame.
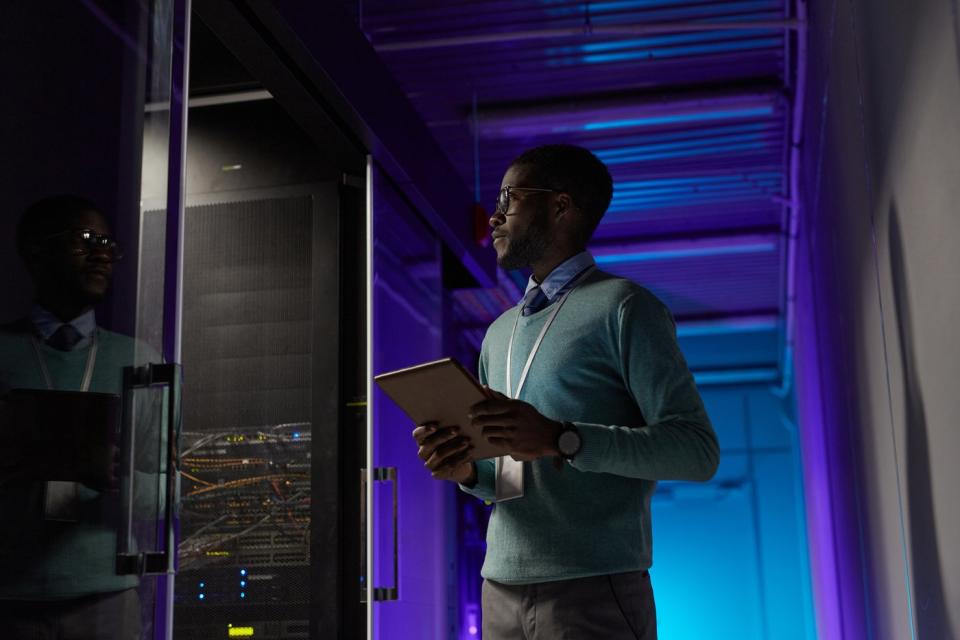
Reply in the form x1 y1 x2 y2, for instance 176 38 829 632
42 228 124 261
495 186 558 216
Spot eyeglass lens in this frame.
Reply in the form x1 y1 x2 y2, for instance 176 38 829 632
69 230 123 261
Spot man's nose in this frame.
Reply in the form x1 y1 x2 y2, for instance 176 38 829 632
489 212 505 228
87 247 112 263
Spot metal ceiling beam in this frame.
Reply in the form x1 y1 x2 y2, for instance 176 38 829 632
374 21 805 53
194 0 496 287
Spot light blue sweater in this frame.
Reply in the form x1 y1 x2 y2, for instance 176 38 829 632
462 269 719 584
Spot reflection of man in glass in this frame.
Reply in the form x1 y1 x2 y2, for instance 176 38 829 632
0 195 146 639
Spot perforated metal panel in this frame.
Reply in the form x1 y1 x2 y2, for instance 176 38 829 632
172 195 316 640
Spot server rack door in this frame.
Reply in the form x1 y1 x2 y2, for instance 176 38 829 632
167 184 365 640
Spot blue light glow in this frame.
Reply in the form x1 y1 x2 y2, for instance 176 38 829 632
582 38 781 65
240 592 246 599
582 28 768 54
597 121 769 148
692 367 779 385
614 172 780 189
601 140 772 165
594 242 775 264
240 580 247 587
583 106 774 131
240 569 247 576
293 432 301 439
595 133 769 162
542 0 779 19
676 317 779 337
198 593 205 600
199 582 205 588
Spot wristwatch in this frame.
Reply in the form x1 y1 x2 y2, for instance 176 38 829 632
556 422 582 460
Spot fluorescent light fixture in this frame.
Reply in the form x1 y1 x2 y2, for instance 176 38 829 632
477 93 778 138
676 314 779 337
584 106 774 131
580 37 782 65
693 367 779 385
591 232 777 264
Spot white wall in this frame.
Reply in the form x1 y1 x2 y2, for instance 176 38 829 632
798 0 960 637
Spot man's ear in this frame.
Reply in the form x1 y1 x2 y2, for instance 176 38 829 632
555 193 573 218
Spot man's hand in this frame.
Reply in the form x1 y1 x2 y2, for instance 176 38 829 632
412 423 477 485
469 387 562 461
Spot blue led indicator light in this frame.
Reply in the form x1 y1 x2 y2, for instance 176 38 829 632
199 582 205 588
240 592 246 599
240 580 247 587
198 594 205 600
240 569 247 576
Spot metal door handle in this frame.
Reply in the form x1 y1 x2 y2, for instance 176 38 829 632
372 466 398 601
117 363 181 576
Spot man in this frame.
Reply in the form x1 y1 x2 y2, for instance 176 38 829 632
413 145 719 639
0 195 155 639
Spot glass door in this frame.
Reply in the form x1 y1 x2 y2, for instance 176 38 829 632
0 2 189 639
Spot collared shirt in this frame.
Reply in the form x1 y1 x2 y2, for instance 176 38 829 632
522 250 596 308
29 305 97 351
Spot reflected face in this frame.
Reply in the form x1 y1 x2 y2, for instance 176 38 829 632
490 164 554 271
35 210 115 305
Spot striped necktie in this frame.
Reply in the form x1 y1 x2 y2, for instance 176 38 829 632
47 324 83 351
521 286 549 316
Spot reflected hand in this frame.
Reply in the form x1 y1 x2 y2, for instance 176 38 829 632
412 423 476 484
469 387 562 461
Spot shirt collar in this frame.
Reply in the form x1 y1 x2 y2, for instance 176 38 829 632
523 251 596 303
30 304 97 342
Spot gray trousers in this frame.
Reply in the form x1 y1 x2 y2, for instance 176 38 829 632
0 588 141 640
482 571 656 640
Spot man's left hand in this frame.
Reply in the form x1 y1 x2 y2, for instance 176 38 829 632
469 387 562 461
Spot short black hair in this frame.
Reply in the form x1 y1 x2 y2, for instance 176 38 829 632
510 144 613 244
16 194 103 258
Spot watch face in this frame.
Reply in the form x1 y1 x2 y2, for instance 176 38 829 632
558 429 581 456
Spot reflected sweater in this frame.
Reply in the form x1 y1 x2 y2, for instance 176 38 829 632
461 270 719 584
0 323 159 599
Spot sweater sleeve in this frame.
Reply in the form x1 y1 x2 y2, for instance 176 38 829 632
569 289 720 481
459 344 497 500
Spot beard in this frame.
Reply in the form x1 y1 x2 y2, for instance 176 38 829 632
496 203 551 270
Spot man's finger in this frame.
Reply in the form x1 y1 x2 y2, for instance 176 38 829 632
414 425 459 449
424 436 471 468
482 386 510 400
472 413 523 429
468 398 516 416
481 425 516 438
431 446 473 474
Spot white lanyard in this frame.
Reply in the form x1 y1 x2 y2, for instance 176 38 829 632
505 266 595 399
30 331 99 392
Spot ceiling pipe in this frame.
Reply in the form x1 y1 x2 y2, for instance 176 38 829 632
373 20 805 53
773 0 808 398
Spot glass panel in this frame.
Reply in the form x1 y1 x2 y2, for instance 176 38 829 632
371 166 447 636
0 1 185 638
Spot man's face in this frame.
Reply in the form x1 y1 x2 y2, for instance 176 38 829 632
33 210 115 306
490 164 554 271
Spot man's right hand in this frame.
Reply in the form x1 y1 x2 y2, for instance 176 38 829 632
412 423 477 485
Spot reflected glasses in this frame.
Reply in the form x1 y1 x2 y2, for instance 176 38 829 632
43 228 124 261
495 186 558 216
